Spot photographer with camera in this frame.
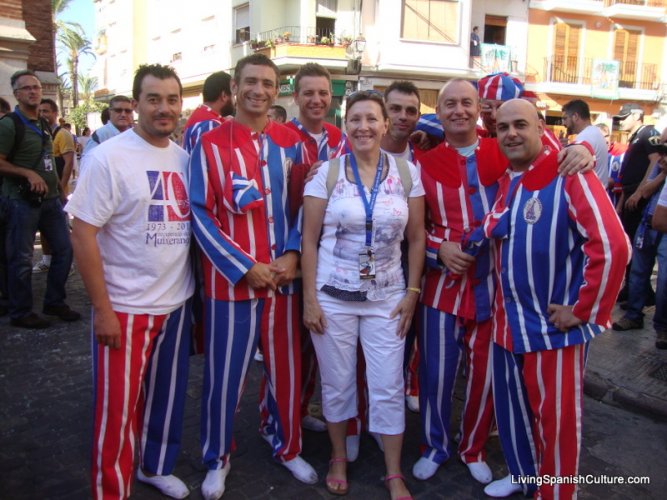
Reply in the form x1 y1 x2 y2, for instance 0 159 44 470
0 70 80 329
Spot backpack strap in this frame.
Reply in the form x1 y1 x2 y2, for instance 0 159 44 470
50 125 62 140
91 130 101 144
394 157 413 200
1 112 25 163
327 155 413 200
326 157 341 199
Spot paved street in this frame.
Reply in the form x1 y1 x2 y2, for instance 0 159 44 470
1 267 667 499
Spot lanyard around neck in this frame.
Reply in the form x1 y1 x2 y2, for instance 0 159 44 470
15 108 48 139
349 153 384 248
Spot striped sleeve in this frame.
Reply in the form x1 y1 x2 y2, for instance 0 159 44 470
184 119 221 154
188 137 257 285
565 172 631 325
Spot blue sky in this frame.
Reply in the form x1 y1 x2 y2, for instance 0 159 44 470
57 0 96 77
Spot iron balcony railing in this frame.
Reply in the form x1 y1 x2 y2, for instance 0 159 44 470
253 26 345 45
604 0 666 7
544 56 659 90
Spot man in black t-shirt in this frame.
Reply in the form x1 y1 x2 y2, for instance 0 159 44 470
615 103 660 300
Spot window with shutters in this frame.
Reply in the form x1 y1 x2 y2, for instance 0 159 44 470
550 21 582 83
234 4 250 45
401 0 461 44
614 28 640 88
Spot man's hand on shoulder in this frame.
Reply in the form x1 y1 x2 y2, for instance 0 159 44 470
304 160 324 184
557 143 594 176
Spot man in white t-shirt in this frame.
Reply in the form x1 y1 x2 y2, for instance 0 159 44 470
68 64 194 500
562 99 609 185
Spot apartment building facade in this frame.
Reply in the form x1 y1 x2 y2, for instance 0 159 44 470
526 0 667 130
237 0 531 122
0 0 57 106
93 0 535 122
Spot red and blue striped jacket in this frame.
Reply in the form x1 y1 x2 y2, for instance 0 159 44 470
483 147 630 353
182 104 225 154
418 138 507 321
189 119 305 301
285 119 347 165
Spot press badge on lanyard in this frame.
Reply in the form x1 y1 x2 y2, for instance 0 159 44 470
43 156 53 172
15 109 52 171
349 154 384 280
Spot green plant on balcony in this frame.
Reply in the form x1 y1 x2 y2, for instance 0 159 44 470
283 31 291 41
340 35 353 47
320 34 335 46
250 39 273 50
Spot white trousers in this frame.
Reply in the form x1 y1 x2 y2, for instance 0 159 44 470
311 290 406 435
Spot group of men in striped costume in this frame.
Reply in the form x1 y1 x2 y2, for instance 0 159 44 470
72 53 629 500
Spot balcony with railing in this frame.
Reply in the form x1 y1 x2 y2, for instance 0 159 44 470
605 0 665 7
530 0 604 15
543 56 659 90
248 25 356 48
235 25 363 70
603 0 666 20
531 0 666 19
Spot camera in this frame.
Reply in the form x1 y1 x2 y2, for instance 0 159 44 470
17 179 44 207
648 136 667 156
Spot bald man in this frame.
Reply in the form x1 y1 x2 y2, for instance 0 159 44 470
482 99 629 498
416 80 595 486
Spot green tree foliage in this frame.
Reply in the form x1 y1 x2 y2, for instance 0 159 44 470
69 100 105 131
52 0 94 109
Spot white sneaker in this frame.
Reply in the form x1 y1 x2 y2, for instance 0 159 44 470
346 434 360 462
137 469 189 499
32 262 49 273
254 350 264 362
369 431 384 452
302 415 327 432
281 456 318 484
406 395 420 413
412 456 440 480
201 462 231 500
466 461 493 484
484 474 522 498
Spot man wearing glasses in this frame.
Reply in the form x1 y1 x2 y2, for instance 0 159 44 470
81 95 134 158
0 70 79 328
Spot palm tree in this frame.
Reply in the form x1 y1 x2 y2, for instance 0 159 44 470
58 28 94 108
55 66 71 114
52 0 87 109
78 74 98 102
52 0 81 65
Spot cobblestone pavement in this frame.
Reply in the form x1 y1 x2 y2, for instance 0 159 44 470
1 269 666 499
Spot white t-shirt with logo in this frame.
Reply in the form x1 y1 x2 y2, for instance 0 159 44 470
304 153 424 301
67 129 194 315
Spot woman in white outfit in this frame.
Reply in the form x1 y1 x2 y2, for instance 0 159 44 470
301 90 425 500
